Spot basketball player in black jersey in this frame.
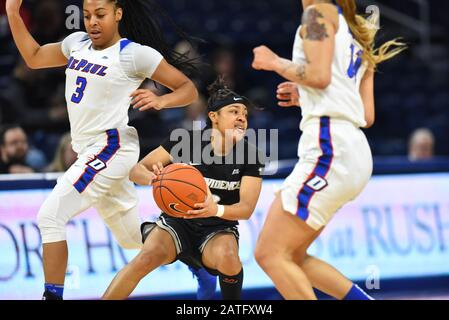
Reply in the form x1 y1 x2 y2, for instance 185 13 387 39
102 78 264 300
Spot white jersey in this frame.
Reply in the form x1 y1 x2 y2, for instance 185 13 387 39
61 32 163 153
292 8 367 129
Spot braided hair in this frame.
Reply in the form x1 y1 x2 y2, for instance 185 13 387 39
110 0 199 75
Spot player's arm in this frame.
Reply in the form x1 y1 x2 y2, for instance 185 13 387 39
220 176 263 221
6 0 67 69
152 60 199 108
129 146 172 186
252 4 336 89
131 59 199 112
186 176 263 221
360 68 375 128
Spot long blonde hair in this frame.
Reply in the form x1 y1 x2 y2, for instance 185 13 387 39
336 0 406 70
45 133 73 173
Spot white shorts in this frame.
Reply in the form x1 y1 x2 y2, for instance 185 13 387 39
66 126 139 213
37 126 142 245
280 117 373 230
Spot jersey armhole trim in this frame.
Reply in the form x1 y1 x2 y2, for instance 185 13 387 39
120 39 132 52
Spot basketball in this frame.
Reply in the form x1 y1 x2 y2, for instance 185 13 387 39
152 163 208 218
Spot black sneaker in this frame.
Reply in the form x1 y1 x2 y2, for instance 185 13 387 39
42 290 63 300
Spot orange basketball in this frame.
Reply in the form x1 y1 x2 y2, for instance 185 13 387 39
152 163 208 218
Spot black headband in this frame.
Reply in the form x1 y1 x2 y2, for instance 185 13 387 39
208 92 252 112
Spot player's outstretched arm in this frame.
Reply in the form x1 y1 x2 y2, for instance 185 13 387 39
360 69 375 128
186 176 262 221
6 0 67 69
129 146 172 186
252 4 336 90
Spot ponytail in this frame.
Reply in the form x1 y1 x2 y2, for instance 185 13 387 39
112 0 199 75
207 76 234 106
336 0 406 70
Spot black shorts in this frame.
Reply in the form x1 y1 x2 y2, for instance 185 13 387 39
141 213 239 275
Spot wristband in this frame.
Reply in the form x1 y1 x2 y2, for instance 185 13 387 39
216 205 225 217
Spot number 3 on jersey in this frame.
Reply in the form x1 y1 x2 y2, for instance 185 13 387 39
347 44 363 79
71 76 87 103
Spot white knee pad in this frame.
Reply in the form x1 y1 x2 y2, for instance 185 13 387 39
103 207 143 250
37 200 67 244
37 178 91 244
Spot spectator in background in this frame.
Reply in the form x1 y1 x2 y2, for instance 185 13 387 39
408 128 435 161
48 83 69 125
45 133 77 173
174 40 209 93
31 0 65 44
181 94 207 130
208 47 246 94
0 59 66 126
0 0 32 89
0 124 34 174
211 48 236 88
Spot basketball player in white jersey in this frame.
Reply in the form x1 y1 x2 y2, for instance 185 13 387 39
6 0 198 299
251 0 405 299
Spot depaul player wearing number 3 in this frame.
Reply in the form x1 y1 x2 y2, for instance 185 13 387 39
5 0 198 300
252 0 405 299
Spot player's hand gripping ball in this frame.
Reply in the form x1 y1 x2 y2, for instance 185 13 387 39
152 163 208 218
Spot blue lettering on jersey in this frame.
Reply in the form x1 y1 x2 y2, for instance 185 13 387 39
75 59 88 71
97 66 108 76
67 58 79 69
67 56 108 76
67 56 74 68
81 63 94 73
90 64 101 74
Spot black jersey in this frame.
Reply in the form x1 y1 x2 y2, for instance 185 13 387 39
161 129 265 226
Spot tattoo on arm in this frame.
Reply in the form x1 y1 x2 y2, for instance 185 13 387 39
295 65 306 80
279 59 293 74
302 8 329 41
279 59 307 81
